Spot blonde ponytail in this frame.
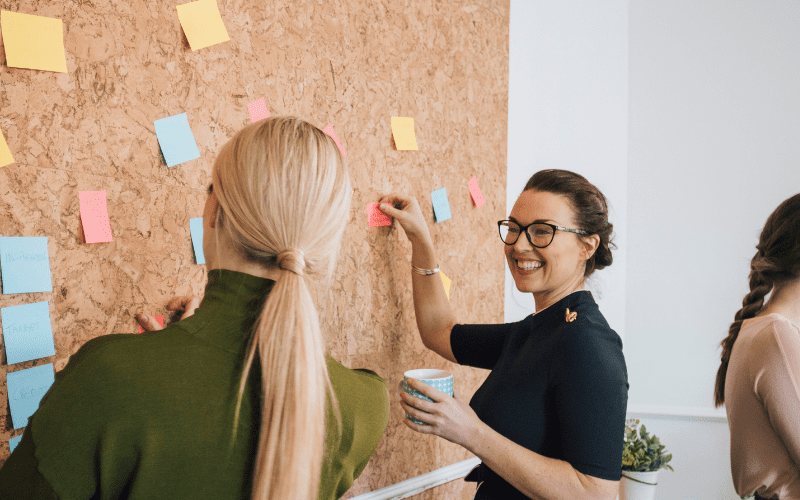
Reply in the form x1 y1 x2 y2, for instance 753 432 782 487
214 117 350 499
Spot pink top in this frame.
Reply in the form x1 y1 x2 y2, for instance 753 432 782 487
726 313 800 499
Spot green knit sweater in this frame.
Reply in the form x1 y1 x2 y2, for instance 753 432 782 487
0 269 389 499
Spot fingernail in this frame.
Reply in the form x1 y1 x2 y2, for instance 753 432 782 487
140 315 148 321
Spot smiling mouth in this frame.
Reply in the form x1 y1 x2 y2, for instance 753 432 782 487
516 260 544 271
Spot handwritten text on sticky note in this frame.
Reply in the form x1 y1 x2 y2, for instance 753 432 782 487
154 113 201 168
176 0 230 51
79 191 113 243
368 203 392 227
0 10 68 73
138 315 165 333
468 176 485 208
0 129 14 168
0 237 52 294
7 363 55 429
431 188 452 223
1 301 56 365
248 98 269 122
190 218 205 264
322 124 347 157
391 117 418 151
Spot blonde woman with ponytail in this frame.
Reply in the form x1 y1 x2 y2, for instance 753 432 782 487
715 194 800 500
0 117 389 500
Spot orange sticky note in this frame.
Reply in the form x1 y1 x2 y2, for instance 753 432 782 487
1 11 68 73
468 176 485 208
176 0 230 51
368 203 392 227
248 98 269 122
138 316 165 333
391 117 418 151
79 191 113 243
322 124 347 157
0 130 14 168
440 271 452 300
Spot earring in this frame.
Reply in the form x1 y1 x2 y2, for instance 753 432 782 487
565 308 577 323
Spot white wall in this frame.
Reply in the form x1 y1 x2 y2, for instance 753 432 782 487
508 1 800 499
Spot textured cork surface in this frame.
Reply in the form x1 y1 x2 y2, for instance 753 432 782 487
0 1 509 497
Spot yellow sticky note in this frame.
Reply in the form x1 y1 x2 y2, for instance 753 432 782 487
0 130 14 167
391 117 418 151
1 11 68 73
440 271 452 300
176 0 230 51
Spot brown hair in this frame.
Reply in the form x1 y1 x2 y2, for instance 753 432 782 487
213 117 350 499
714 193 800 407
523 169 615 277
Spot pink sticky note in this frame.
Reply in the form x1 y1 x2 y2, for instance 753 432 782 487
79 191 113 243
368 203 392 227
322 124 347 157
247 98 269 122
138 315 165 333
468 176 485 208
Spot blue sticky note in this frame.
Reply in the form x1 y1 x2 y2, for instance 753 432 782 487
431 188 452 223
190 218 205 265
2 301 56 365
153 113 201 167
9 435 22 453
7 363 55 429
0 237 53 294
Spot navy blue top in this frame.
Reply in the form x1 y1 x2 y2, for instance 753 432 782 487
451 290 628 498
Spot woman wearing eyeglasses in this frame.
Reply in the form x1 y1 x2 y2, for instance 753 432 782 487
378 169 628 500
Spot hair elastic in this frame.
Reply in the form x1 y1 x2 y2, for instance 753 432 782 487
277 249 306 276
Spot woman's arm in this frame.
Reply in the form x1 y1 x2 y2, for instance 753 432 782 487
400 379 619 500
380 194 457 362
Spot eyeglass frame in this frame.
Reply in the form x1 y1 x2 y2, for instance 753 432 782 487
497 219 590 248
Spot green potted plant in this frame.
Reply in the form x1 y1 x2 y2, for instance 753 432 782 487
620 419 674 500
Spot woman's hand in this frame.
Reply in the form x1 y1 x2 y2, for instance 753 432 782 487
398 378 484 450
379 193 433 246
135 296 201 332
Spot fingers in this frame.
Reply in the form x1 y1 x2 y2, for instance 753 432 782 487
166 296 194 311
379 192 413 208
179 297 201 320
405 377 448 403
136 313 164 332
378 202 402 219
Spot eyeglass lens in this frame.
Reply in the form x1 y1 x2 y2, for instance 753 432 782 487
499 221 555 247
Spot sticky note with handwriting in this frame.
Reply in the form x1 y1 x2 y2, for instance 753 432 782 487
79 191 113 243
0 237 52 294
391 117 418 150
154 113 201 168
190 218 205 264
138 315 165 333
0 129 14 168
1 301 55 365
0 11 68 73
431 188 452 223
440 271 452 300
247 98 269 122
322 124 347 157
368 203 392 227
9 435 22 453
7 363 55 429
176 0 230 51
468 176 485 208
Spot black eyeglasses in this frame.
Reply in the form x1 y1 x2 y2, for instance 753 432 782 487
498 220 589 248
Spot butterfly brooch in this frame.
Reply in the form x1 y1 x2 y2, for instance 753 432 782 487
565 308 578 323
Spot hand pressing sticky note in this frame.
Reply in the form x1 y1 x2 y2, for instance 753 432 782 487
1 11 68 73
154 113 201 168
368 203 392 227
468 176 485 208
0 129 14 168
1 301 56 365
138 315 165 333
248 98 269 123
176 0 230 51
322 124 347 157
79 191 113 243
391 117 418 151
440 271 452 300
0 237 52 295
9 435 22 453
7 363 55 429
431 188 452 223
190 218 205 264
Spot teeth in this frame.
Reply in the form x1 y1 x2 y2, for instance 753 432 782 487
517 260 543 270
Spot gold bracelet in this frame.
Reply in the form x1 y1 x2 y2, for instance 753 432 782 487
411 263 440 276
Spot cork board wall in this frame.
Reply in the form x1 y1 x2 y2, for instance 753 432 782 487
0 0 509 498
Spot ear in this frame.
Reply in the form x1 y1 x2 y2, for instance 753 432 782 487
580 234 600 261
207 191 220 229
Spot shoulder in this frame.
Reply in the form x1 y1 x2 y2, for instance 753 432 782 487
327 356 388 397
553 306 626 380
748 315 800 369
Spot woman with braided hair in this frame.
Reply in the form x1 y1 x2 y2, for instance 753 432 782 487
715 194 800 500
0 117 389 500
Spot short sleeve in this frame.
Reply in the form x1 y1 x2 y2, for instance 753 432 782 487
753 322 800 469
450 321 519 370
551 325 628 481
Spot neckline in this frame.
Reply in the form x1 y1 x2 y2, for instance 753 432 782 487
531 289 590 317
749 312 800 331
